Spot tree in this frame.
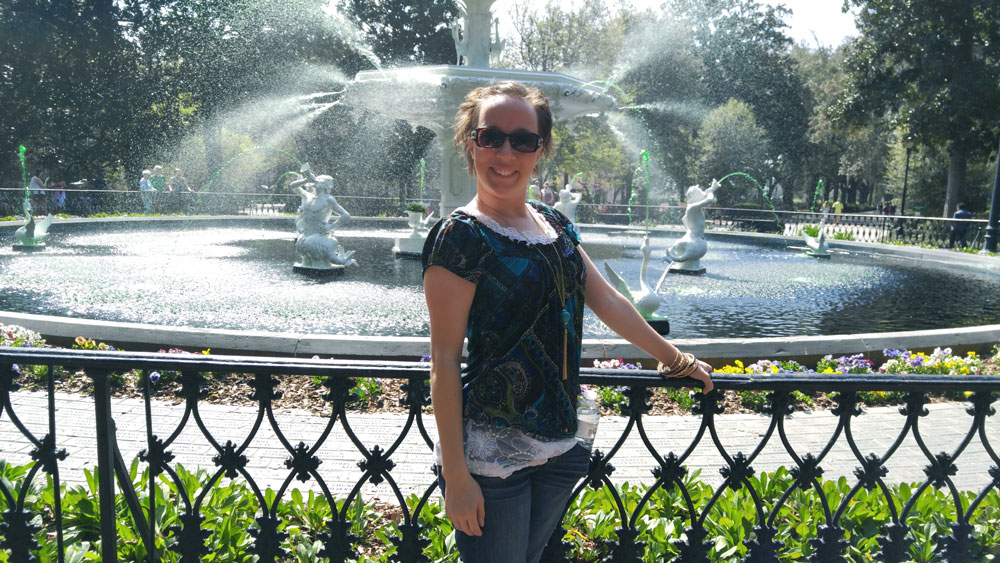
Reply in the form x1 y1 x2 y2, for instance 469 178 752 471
615 15 707 197
692 99 772 205
0 0 143 181
341 0 457 66
665 0 813 197
500 0 634 80
838 0 1000 217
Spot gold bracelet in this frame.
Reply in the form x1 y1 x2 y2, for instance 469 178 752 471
660 352 687 374
674 358 700 378
659 353 696 378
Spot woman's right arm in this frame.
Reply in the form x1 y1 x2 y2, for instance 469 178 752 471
424 265 484 536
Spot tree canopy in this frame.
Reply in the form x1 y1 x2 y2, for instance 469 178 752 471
837 0 1000 216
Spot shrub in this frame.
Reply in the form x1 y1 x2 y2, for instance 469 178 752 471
799 224 820 237
592 358 640 414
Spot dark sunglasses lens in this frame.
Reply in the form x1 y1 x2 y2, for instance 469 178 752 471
510 132 541 153
477 128 506 148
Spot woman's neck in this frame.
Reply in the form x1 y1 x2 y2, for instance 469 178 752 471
474 193 529 220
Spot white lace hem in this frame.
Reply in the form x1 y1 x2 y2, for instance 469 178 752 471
461 205 558 245
435 420 578 479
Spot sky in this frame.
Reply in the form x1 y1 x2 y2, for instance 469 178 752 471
492 0 859 49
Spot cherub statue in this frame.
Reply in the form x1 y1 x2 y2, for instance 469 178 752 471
288 164 357 269
451 16 469 65
553 182 583 224
659 179 718 279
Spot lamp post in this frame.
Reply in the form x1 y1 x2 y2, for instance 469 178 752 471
900 136 917 216
983 134 1000 253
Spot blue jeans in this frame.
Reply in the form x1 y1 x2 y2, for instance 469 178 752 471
439 444 590 563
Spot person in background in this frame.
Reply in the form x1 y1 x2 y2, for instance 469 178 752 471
139 169 156 213
948 202 973 249
50 177 66 213
540 180 556 206
832 199 844 223
169 168 191 213
150 165 167 200
29 172 48 215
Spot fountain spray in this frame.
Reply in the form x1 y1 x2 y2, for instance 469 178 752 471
418 158 426 200
718 171 782 230
642 150 650 233
810 179 824 213
18 145 28 195
18 145 32 217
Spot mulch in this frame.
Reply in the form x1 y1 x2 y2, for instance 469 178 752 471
29 357 992 418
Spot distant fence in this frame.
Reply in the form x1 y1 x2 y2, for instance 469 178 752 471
1 348 999 562
0 188 431 219
576 203 989 251
0 191 990 251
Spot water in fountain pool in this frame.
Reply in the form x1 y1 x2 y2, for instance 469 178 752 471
1 225 998 339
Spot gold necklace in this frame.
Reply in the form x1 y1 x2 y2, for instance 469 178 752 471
476 198 572 380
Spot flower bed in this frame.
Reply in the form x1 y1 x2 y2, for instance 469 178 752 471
1 324 997 417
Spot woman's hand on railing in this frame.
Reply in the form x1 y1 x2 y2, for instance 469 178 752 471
691 361 714 394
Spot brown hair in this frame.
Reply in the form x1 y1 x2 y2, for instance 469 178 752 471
453 81 554 176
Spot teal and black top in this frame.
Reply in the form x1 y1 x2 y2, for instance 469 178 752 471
422 202 587 439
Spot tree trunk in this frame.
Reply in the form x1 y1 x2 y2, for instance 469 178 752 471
944 146 967 218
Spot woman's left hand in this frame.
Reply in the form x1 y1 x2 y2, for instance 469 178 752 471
688 360 714 394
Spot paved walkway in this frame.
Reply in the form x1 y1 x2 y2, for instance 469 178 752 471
1 391 997 498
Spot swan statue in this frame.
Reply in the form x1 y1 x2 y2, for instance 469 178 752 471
604 234 665 322
13 200 53 250
803 211 831 258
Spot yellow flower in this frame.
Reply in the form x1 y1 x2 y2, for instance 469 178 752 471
74 336 87 346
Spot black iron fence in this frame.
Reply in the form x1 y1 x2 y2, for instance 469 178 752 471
1 348 999 562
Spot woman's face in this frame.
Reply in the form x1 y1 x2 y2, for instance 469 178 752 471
467 96 542 202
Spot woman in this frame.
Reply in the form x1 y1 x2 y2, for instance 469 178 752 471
422 81 713 563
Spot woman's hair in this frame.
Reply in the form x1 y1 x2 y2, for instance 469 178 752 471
142 169 151 177
453 81 554 176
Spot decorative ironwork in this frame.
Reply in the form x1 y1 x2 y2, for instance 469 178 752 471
0 348 998 562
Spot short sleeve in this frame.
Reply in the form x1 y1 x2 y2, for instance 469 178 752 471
547 206 581 246
422 214 489 283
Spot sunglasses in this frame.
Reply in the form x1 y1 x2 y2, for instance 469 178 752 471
469 126 544 153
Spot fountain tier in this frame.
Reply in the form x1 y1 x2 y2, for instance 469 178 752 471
346 66 616 214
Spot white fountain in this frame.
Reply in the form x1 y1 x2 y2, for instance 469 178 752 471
345 0 616 217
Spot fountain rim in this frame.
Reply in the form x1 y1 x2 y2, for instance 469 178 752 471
3 215 999 363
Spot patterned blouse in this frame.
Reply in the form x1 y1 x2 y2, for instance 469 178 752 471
422 202 587 441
